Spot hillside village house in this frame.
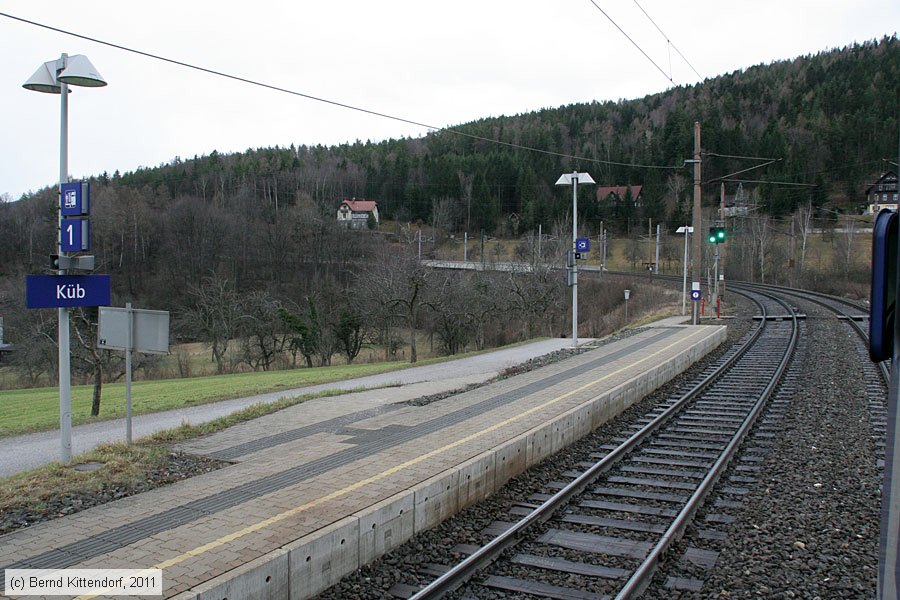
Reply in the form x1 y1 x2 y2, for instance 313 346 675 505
596 185 643 207
866 171 898 214
337 198 379 229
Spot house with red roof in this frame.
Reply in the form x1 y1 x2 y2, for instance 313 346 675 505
596 185 643 207
337 198 380 229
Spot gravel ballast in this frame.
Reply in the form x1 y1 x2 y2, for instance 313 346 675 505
653 305 881 598
313 294 883 599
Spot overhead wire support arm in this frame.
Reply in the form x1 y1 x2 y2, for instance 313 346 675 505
721 178 818 187
703 152 782 161
706 159 783 184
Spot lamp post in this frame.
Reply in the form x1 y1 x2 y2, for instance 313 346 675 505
24 53 107 464
676 226 693 316
555 171 595 347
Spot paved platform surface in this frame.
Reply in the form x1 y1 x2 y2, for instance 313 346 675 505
0 319 720 600
0 338 582 478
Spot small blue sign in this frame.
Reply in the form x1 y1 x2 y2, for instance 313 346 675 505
60 182 90 216
690 289 702 301
575 238 591 252
61 219 90 252
26 274 111 309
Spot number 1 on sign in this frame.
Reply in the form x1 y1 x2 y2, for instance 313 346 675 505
60 218 88 252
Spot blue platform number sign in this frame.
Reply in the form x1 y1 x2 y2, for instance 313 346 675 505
575 238 591 253
60 182 90 216
690 289 702 301
61 219 90 252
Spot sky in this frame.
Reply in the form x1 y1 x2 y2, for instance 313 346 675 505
1 1 897 200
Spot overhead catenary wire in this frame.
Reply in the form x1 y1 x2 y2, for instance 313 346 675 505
0 11 680 172
631 0 703 81
585 0 674 85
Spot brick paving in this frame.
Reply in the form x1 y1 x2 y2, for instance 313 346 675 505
0 322 720 599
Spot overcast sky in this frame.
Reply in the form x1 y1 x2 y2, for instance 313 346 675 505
1 1 897 200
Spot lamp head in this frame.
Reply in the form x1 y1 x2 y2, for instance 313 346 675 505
23 55 106 93
57 55 107 87
23 61 62 94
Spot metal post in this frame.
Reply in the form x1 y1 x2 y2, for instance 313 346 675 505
720 181 727 298
481 229 485 269
681 229 689 316
713 245 719 312
655 224 660 275
598 221 604 280
25 52 105 465
537 224 542 262
125 302 133 444
602 227 608 276
463 231 467 262
58 55 72 464
571 171 578 347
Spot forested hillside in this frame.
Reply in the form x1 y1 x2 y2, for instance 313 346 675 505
0 36 897 387
60 36 900 228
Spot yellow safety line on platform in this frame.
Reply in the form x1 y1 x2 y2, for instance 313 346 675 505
76 326 712 599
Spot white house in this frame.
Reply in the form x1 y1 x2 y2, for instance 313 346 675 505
337 199 379 229
866 172 898 215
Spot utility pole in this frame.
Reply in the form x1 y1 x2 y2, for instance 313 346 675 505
691 122 702 325
720 181 727 299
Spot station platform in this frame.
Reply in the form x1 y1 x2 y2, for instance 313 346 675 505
0 321 724 600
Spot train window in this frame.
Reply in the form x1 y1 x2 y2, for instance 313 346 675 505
870 208 897 362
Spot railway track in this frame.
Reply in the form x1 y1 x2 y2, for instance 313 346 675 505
732 281 888 468
400 288 798 599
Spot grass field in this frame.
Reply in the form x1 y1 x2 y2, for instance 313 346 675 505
0 360 414 438
0 339 539 438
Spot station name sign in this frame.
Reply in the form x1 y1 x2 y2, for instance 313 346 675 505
26 274 111 309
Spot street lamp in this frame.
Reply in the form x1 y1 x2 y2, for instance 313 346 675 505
676 226 693 316
555 171 595 347
24 53 107 464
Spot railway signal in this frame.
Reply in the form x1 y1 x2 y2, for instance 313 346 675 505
707 226 726 244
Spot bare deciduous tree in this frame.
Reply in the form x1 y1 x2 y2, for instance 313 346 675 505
181 277 247 374
360 248 430 363
749 215 772 283
835 214 859 278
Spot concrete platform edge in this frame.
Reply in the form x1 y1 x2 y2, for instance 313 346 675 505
172 326 726 600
